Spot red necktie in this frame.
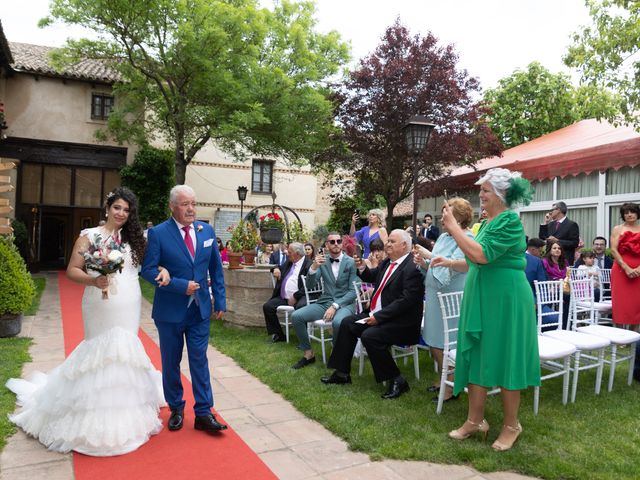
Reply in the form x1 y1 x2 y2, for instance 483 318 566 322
182 226 195 257
370 262 397 310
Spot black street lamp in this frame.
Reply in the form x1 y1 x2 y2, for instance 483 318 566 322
403 115 436 236
236 186 248 221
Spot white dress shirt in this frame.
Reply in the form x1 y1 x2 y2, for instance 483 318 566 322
173 218 197 256
370 253 409 315
283 257 305 300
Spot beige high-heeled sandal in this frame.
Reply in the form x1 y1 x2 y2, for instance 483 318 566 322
448 418 490 441
491 422 523 451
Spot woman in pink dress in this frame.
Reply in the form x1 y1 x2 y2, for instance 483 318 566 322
610 203 640 328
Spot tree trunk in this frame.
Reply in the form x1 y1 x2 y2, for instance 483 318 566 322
386 202 396 230
174 133 186 185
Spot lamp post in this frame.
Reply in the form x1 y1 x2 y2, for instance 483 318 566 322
236 186 248 221
403 116 435 236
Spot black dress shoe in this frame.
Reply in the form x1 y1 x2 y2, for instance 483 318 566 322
168 409 184 431
431 393 459 403
381 377 410 399
270 334 285 343
194 413 228 434
292 356 316 369
427 385 440 393
320 371 352 385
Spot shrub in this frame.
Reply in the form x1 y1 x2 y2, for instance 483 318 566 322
0 236 35 315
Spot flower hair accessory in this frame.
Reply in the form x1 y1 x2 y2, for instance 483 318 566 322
196 224 203 232
475 168 534 208
106 192 115 200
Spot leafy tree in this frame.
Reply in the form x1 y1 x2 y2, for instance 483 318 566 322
120 145 175 224
42 0 350 183
564 0 640 127
484 61 623 148
317 20 502 225
326 193 386 235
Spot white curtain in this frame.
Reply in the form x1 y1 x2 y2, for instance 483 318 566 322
606 166 640 195
532 180 553 202
557 172 598 199
567 206 596 247
520 211 545 241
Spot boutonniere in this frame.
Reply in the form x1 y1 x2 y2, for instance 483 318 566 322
196 224 203 232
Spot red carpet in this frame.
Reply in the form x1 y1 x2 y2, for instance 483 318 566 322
57 272 277 479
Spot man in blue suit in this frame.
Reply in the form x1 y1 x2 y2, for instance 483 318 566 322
525 238 547 297
142 185 227 434
290 232 357 369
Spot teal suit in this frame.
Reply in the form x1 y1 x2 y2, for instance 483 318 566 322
291 255 357 350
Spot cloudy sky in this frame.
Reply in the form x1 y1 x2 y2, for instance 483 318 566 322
1 0 592 90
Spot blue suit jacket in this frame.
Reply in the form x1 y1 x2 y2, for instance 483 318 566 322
141 219 226 323
525 252 547 298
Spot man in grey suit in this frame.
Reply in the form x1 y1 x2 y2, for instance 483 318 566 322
290 232 358 369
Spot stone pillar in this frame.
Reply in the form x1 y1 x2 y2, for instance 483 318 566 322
223 266 274 328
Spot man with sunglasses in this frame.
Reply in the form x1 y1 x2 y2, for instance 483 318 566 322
539 201 580 263
290 232 358 369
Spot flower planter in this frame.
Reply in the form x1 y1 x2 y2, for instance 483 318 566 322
260 228 283 244
0 313 23 338
242 250 257 266
228 252 244 270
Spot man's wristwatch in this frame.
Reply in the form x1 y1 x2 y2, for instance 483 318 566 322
331 302 340 310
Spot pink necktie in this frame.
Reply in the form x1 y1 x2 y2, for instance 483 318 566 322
182 226 195 257
370 262 397 310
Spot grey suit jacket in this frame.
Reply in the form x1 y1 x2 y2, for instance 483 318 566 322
306 255 358 308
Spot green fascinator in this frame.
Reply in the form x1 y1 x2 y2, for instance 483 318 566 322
505 177 534 208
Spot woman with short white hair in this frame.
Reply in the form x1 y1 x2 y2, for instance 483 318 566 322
350 208 389 258
439 168 539 452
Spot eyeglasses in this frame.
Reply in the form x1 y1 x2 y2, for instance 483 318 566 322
327 239 343 245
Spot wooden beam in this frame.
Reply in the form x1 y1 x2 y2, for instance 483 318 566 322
0 185 14 193
0 206 13 214
0 225 13 234
0 175 11 183
0 198 8 206
0 217 10 226
0 162 16 171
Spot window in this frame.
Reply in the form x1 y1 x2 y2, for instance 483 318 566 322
91 93 114 120
75 168 102 207
606 166 640 195
532 180 553 202
557 172 598 199
252 160 273 194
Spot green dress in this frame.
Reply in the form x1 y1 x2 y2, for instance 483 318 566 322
453 210 540 394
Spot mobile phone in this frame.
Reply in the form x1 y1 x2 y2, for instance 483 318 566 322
354 209 360 216
318 247 324 255
443 189 449 201
355 244 363 258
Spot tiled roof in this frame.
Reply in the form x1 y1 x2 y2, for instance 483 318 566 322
9 41 121 83
393 198 413 218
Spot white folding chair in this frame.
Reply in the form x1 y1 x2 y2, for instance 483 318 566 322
570 277 640 392
537 279 610 403
434 291 463 414
301 275 331 364
271 272 294 343
533 280 577 415
569 267 612 324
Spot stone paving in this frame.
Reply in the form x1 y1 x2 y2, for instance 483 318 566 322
1 273 537 480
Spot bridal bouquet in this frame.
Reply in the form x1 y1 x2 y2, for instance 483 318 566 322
81 233 126 299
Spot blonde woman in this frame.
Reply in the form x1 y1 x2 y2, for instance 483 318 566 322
350 208 389 258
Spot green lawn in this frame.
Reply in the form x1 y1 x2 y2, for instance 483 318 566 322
0 337 32 451
210 321 640 480
138 277 640 479
25 277 46 316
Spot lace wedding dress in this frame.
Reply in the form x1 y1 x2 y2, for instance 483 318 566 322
6 227 164 456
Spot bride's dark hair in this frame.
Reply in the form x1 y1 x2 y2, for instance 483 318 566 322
105 187 146 266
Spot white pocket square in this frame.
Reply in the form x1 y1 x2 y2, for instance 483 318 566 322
203 239 214 248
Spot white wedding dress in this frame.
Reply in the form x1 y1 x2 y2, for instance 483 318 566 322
6 227 164 456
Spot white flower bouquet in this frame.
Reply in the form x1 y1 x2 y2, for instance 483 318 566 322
81 233 126 299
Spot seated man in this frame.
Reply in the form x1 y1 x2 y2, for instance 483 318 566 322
290 232 357 369
263 242 311 343
526 238 557 329
573 236 613 270
320 229 424 400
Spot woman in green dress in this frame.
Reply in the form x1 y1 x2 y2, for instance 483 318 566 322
437 168 540 452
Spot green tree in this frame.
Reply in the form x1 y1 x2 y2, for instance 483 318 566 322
564 0 640 127
42 0 350 183
120 145 174 224
483 62 623 148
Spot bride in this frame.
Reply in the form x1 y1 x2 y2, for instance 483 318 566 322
6 187 168 456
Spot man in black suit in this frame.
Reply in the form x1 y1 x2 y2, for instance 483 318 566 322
320 229 424 399
573 236 613 269
420 214 439 241
263 242 311 343
539 201 580 262
269 243 288 267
